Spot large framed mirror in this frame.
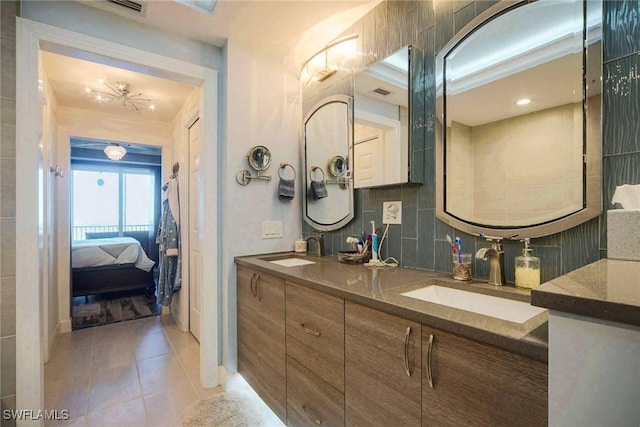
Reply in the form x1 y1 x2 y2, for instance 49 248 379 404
435 0 602 238
303 95 354 231
353 46 414 188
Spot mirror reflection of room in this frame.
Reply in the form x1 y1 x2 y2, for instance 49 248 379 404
441 0 599 229
353 46 409 188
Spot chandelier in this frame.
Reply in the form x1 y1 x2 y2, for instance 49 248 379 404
104 144 127 161
86 80 155 112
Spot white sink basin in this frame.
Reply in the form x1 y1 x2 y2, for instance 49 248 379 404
401 285 545 324
269 258 316 267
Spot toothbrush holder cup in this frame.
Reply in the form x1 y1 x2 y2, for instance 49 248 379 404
452 253 472 281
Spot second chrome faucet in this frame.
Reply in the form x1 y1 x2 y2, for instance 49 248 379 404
475 237 506 286
304 233 324 257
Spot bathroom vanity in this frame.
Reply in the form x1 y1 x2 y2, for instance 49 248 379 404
532 259 640 426
235 254 548 426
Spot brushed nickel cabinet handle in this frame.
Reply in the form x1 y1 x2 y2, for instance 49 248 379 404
404 326 412 377
300 323 321 336
254 274 261 301
302 405 322 425
249 273 257 299
426 333 434 388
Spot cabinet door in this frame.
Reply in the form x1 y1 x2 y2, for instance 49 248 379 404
286 282 344 392
345 301 421 427
422 326 547 427
237 266 286 421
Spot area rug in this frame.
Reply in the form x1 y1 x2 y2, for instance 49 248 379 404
72 293 160 330
182 390 271 427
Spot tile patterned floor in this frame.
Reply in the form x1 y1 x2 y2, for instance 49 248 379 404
44 314 283 427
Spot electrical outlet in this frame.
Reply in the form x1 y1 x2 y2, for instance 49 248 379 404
382 201 402 224
261 221 284 239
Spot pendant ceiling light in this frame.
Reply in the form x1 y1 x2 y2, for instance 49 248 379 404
86 80 155 112
104 144 127 161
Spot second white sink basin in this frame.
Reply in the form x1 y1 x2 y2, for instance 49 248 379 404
401 285 545 324
269 258 316 267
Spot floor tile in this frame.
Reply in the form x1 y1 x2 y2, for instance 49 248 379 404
53 329 94 354
44 374 90 420
45 348 93 385
92 338 135 372
87 363 141 412
92 322 132 344
137 353 191 396
85 398 146 427
44 415 87 427
132 329 173 361
143 380 200 427
129 316 163 338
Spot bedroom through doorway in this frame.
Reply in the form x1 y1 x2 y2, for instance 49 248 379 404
69 138 162 330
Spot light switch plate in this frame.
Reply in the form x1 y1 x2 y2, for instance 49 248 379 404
261 220 284 239
382 201 402 224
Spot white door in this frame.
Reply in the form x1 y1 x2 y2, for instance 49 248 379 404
354 136 383 188
189 118 202 342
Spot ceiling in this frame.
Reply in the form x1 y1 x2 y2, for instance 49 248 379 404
42 0 380 123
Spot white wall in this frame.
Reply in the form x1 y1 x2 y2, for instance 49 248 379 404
222 39 303 372
55 107 173 330
21 0 222 70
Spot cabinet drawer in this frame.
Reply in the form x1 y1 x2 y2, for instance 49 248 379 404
287 356 345 427
286 282 345 392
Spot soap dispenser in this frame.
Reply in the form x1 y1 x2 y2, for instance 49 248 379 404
515 238 540 289
294 235 307 253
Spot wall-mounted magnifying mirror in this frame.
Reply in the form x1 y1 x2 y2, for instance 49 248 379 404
248 145 271 171
353 46 416 188
435 0 601 238
328 155 346 177
303 95 354 231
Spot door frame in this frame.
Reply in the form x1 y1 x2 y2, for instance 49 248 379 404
16 18 220 414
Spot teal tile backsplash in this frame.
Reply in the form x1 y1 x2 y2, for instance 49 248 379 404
302 0 640 283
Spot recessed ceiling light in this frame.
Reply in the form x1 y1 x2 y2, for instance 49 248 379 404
516 98 531 106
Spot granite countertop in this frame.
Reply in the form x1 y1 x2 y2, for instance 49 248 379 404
235 252 549 362
531 259 640 327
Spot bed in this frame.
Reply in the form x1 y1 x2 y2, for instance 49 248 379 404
71 237 156 297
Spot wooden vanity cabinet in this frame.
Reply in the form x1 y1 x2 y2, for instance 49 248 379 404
345 301 422 427
236 266 286 421
421 326 548 427
285 282 345 426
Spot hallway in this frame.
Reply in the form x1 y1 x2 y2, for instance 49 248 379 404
43 314 280 426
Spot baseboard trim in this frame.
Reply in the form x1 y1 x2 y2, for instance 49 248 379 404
59 319 72 334
218 365 228 390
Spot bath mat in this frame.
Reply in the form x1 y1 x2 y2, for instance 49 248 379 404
182 390 270 427
72 292 160 330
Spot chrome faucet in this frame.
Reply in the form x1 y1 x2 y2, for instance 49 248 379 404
475 237 506 286
304 233 324 256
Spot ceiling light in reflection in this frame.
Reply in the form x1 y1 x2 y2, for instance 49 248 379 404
516 98 531 106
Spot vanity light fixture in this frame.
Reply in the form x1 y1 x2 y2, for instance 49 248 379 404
516 98 531 106
85 80 156 112
104 144 127 161
301 34 359 86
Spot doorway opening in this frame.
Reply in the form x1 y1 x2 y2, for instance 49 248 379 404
69 138 162 330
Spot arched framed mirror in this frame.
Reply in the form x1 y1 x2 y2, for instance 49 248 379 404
303 95 354 231
435 0 602 238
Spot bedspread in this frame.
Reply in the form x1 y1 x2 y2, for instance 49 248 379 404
72 237 155 272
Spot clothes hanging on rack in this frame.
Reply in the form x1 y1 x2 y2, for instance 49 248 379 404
157 178 181 306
